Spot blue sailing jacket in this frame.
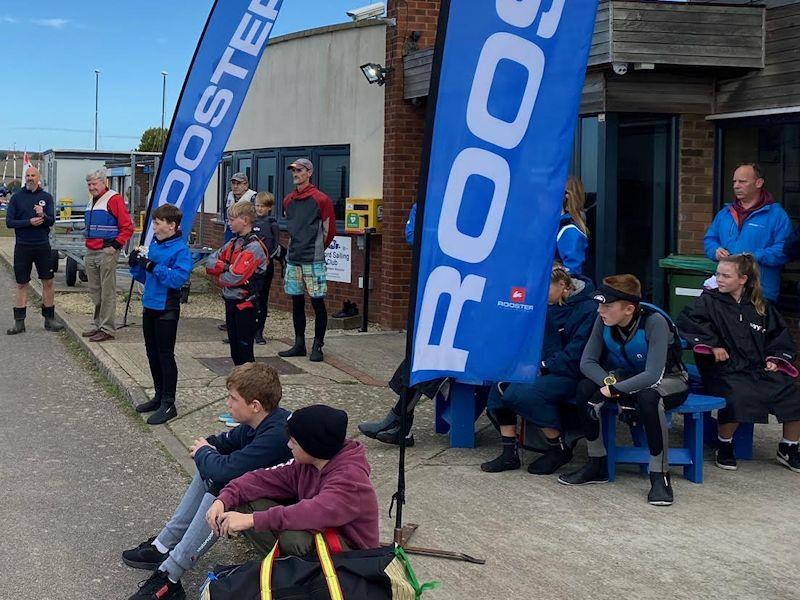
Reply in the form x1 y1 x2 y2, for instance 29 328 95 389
130 232 192 311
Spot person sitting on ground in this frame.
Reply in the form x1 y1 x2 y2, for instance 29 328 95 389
206 404 379 559
481 264 596 475
677 253 800 474
128 204 192 425
206 200 268 366
251 191 280 346
122 363 292 600
555 176 590 275
558 275 688 507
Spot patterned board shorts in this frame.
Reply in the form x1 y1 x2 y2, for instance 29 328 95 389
284 261 328 298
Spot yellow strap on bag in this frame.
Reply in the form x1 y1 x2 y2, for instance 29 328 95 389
260 533 344 600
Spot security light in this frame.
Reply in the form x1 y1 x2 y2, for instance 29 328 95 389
360 62 392 86
346 3 385 21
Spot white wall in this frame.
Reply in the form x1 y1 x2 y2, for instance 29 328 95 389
50 158 112 207
202 21 386 212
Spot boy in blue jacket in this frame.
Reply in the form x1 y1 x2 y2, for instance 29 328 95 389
129 204 192 425
122 362 292 600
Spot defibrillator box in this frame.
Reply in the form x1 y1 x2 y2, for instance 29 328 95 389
344 198 383 234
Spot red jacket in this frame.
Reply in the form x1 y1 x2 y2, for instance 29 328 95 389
216 440 379 549
84 189 134 251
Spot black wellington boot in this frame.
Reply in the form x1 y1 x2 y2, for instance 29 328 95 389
147 396 177 425
309 338 324 362
136 390 162 413
6 307 26 335
358 409 400 439
278 337 306 357
254 327 266 345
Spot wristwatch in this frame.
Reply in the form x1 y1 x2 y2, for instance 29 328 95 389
603 374 617 386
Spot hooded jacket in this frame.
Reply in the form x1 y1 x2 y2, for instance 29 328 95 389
194 407 292 495
555 214 589 275
129 232 192 311
703 194 792 301
216 439 379 550
677 288 795 376
540 276 596 379
283 184 336 264
206 232 268 302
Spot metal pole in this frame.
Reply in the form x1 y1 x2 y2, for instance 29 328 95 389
161 71 168 132
94 69 100 151
360 229 374 333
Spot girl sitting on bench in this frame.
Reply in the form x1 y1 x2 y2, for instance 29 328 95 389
677 253 800 474
481 264 596 475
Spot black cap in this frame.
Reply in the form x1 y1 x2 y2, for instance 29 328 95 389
286 405 348 460
592 283 641 305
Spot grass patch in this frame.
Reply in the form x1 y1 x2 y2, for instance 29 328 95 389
60 333 189 479
0 212 13 237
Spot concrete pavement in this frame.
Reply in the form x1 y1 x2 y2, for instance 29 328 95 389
1 237 799 599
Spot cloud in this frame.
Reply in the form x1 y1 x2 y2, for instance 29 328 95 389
1 15 19 23
32 18 70 29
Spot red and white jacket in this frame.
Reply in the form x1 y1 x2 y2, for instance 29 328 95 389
84 188 134 251
206 231 268 304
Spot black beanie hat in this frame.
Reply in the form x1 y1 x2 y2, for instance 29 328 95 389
287 405 348 460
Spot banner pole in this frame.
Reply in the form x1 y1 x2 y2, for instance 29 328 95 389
393 0 452 542
122 0 220 322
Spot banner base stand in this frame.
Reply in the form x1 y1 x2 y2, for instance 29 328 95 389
380 524 486 565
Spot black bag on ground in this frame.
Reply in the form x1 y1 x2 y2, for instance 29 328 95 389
200 533 437 600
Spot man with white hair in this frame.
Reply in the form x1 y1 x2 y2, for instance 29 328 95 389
82 167 134 342
5 166 64 334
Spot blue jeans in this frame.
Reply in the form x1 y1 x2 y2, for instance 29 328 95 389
155 472 218 581
487 374 578 430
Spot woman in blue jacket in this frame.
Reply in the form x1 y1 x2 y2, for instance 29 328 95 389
481 265 597 475
129 204 193 425
555 176 590 275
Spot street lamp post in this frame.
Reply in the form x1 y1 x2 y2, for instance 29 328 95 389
94 69 100 151
161 71 168 132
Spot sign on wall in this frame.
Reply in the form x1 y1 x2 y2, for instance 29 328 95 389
325 235 352 284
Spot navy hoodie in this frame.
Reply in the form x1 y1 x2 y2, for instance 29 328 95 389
5 187 55 245
194 407 292 495
540 275 597 379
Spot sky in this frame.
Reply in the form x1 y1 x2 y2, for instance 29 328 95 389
0 0 373 153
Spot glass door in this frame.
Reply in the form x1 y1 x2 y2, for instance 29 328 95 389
615 117 675 305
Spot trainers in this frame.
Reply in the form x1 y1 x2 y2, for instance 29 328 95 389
777 442 800 473
122 537 168 570
558 456 609 485
527 443 573 475
715 440 737 471
218 411 233 423
129 569 185 600
223 416 240 428
358 410 400 439
217 322 227 331
647 472 674 506
480 450 521 473
375 429 415 447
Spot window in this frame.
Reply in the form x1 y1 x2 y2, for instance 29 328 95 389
217 145 350 223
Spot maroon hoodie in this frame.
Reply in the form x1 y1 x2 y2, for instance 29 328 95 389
216 440 379 549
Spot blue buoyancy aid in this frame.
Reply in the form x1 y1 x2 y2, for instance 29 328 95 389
85 190 121 240
601 303 683 374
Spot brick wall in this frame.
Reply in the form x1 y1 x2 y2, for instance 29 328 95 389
677 114 716 255
380 0 441 330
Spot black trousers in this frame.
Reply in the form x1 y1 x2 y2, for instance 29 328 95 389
255 261 275 333
226 299 257 365
142 308 179 398
575 378 686 461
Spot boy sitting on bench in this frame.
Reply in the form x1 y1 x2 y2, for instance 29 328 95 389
677 253 800 474
558 275 688 506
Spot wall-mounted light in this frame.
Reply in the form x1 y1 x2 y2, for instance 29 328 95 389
360 62 392 86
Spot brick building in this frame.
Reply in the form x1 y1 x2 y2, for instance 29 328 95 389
197 0 800 328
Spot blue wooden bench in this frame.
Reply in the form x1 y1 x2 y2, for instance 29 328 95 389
601 393 724 483
434 381 487 448
685 364 755 460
